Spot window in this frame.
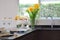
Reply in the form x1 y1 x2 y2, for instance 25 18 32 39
40 0 60 19
19 0 60 19
19 0 39 17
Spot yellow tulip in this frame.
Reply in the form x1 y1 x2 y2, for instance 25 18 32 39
34 4 40 9
28 7 34 12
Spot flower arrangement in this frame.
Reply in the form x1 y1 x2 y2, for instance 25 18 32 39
26 4 40 28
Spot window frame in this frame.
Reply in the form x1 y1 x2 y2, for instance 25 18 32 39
18 0 60 25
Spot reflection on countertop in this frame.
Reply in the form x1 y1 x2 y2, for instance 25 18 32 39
0 27 32 40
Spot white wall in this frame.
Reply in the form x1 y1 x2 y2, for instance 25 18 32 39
0 0 18 19
0 0 18 30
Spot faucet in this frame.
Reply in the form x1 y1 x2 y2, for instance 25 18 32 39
51 17 55 30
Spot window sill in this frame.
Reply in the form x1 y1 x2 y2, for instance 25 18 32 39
35 17 60 25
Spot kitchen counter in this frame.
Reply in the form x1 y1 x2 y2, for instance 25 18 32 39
0 29 34 40
0 25 60 40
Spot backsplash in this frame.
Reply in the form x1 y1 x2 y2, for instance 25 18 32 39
0 19 60 28
0 18 28 30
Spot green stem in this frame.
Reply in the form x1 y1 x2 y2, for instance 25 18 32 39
30 18 35 28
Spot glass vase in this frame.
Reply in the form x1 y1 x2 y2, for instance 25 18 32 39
30 18 35 29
